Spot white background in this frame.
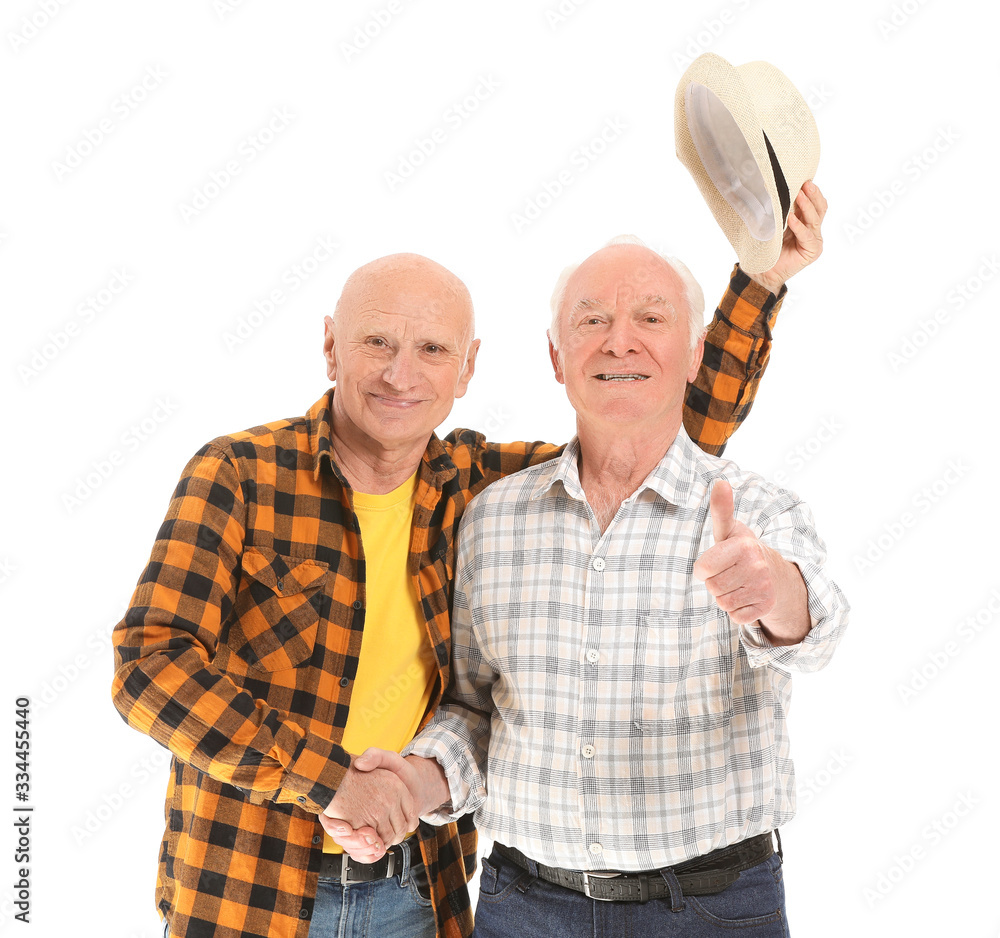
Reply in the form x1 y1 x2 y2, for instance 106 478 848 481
2 0 998 935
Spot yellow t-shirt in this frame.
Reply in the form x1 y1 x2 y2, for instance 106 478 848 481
324 470 437 852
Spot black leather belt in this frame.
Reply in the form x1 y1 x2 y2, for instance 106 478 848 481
318 838 419 885
494 831 775 902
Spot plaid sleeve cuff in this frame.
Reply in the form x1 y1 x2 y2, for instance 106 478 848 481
403 725 486 824
273 732 352 813
726 264 787 335
739 560 849 672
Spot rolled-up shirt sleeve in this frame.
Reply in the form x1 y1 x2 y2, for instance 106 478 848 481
735 482 850 672
404 514 496 824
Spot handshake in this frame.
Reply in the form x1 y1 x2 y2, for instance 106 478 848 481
319 748 451 863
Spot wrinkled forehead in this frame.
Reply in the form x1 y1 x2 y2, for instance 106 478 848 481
339 268 474 340
564 247 684 311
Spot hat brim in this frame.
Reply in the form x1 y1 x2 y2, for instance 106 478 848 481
675 54 791 274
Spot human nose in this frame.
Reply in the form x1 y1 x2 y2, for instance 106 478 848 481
601 317 639 356
381 346 418 389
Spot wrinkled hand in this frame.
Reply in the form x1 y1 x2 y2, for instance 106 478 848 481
693 480 779 625
320 748 421 861
747 180 827 294
324 749 452 863
693 480 810 644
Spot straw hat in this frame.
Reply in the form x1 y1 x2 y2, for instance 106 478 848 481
675 53 820 274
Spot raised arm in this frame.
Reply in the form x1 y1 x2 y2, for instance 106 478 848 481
684 181 827 455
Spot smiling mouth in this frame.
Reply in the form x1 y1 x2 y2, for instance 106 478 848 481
595 374 649 381
371 394 424 406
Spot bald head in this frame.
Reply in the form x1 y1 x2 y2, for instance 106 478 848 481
334 253 475 352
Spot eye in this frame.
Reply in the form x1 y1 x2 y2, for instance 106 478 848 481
424 344 441 354
367 336 387 348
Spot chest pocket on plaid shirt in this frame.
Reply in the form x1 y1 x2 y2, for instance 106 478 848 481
636 612 735 727
231 546 329 671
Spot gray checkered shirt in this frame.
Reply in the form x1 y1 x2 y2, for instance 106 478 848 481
406 427 849 872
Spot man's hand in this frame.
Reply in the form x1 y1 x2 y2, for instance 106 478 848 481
321 749 451 864
746 180 827 295
320 748 421 858
693 480 810 645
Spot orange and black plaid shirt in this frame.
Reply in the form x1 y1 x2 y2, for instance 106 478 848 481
112 267 784 938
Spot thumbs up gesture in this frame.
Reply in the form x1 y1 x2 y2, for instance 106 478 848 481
693 479 779 626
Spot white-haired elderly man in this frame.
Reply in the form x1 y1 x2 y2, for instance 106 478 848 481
327 236 848 937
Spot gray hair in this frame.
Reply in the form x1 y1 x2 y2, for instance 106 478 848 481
549 235 705 350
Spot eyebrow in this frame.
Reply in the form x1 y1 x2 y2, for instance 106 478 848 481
572 295 676 313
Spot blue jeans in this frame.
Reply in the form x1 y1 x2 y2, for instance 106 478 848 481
308 838 435 938
472 846 789 937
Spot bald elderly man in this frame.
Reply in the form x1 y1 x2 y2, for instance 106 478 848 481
333 235 847 937
112 185 825 938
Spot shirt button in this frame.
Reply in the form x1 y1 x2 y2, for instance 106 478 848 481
312 834 322 844
585 650 599 664
581 745 595 758
297 796 306 804
276 580 284 591
299 908 310 919
589 843 603 855
352 600 363 610
592 557 605 572
340 677 350 687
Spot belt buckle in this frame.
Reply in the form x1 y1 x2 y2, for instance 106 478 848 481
582 871 620 901
341 849 395 885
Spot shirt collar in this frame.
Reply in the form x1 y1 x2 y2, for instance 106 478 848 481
307 388 337 482
531 425 704 509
